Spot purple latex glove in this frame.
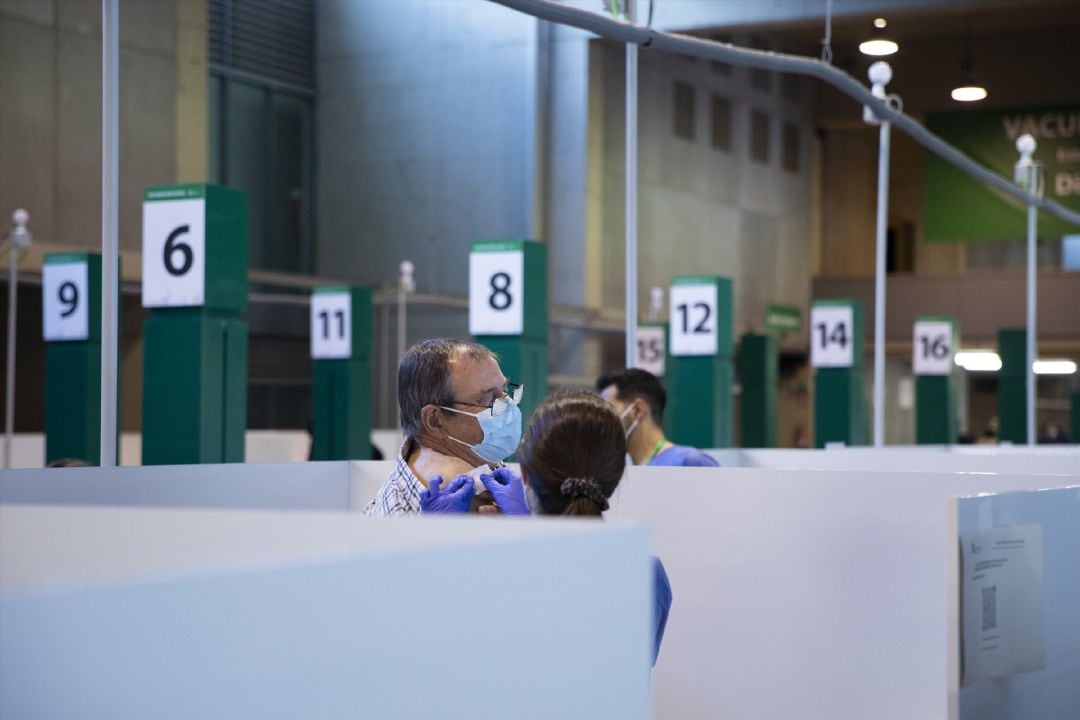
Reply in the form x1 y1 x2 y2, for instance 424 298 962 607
419 475 475 514
479 467 531 516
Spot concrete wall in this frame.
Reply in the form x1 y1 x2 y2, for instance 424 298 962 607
0 0 205 252
592 39 816 335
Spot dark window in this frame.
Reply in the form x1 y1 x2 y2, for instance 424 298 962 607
751 110 770 164
782 122 800 173
673 81 696 141
711 95 731 151
208 0 315 274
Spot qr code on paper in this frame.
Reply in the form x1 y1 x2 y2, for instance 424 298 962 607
982 585 997 632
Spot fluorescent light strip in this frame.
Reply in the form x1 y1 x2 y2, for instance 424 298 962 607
953 352 1077 375
1033 360 1078 375
859 39 898 56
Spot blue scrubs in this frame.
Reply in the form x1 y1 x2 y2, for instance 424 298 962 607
649 444 719 467
652 556 672 665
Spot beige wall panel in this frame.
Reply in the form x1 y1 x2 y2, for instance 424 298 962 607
118 49 176 251
121 0 176 57
0 0 54 25
0 17 57 243
57 0 97 35
56 32 102 248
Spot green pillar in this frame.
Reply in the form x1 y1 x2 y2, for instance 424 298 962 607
811 299 867 448
469 239 547 422
666 276 733 449
310 286 373 460
739 332 777 448
42 253 102 465
997 328 1027 444
913 316 959 444
141 184 248 465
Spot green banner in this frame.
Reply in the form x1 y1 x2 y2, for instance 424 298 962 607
924 106 1080 242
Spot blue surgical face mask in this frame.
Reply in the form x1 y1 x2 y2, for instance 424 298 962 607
441 401 523 465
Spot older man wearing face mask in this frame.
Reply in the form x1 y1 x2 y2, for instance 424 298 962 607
365 338 524 517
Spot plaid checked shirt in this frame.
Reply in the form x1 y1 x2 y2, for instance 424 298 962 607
364 441 423 517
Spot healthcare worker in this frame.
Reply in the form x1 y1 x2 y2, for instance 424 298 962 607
420 390 672 665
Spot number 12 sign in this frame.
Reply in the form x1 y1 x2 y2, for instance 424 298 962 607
669 282 717 356
142 194 206 308
469 249 523 336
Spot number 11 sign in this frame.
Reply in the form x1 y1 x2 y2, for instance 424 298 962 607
311 288 352 359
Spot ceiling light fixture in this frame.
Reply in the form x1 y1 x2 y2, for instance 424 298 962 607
1033 359 1078 376
950 15 987 103
954 350 1001 372
859 18 898 56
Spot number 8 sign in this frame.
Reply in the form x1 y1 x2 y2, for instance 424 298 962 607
142 195 206 308
469 249 523 336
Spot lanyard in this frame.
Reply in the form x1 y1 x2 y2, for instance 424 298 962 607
646 437 666 464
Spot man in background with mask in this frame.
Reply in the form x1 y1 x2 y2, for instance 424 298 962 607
596 368 718 468
365 338 524 516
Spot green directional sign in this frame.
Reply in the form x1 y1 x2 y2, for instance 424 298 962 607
764 304 801 335
924 105 1080 242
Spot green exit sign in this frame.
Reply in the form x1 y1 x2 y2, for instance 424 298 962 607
765 304 802 335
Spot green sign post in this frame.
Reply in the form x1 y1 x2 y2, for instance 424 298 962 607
42 252 103 465
764 304 802 336
924 106 1080 242
1071 391 1079 444
739 332 777 448
141 184 248 465
666 276 734 449
469 240 547 424
310 286 374 460
997 328 1027 444
913 316 959 444
811 299 867 448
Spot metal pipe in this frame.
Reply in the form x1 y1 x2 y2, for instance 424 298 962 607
1026 201 1037 446
4 229 18 468
873 120 891 448
487 0 1080 230
624 0 638 369
100 0 120 468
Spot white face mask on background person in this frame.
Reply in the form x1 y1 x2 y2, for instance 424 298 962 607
619 403 640 441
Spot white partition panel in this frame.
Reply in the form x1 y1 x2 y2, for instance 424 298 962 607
608 466 1072 720
0 506 651 719
707 446 1080 475
0 462 358 510
951 485 1080 720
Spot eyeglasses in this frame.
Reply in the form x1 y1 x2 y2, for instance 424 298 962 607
446 382 524 417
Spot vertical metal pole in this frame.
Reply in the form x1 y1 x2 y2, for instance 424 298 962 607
100 0 119 467
872 120 891 448
1026 202 1037 446
4 245 16 468
624 1 638 368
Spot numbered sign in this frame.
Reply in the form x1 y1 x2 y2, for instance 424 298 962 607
913 320 954 375
142 197 206 307
469 250 523 335
636 326 666 377
810 305 854 368
669 283 717 356
310 291 352 359
43 261 89 341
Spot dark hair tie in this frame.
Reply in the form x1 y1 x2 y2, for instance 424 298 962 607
559 477 609 511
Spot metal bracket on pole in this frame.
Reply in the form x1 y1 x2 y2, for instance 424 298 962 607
864 61 893 448
4 209 31 469
1014 133 1043 447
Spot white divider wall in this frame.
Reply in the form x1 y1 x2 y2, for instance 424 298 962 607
706 446 1080 475
607 466 1075 720
951 486 1080 720
0 506 652 719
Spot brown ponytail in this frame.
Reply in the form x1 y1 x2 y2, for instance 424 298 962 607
517 391 626 517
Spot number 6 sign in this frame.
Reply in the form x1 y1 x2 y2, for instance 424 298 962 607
142 189 206 308
469 246 524 336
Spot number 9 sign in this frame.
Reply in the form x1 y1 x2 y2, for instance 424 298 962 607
469 249 523 336
42 260 89 341
142 195 206 308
